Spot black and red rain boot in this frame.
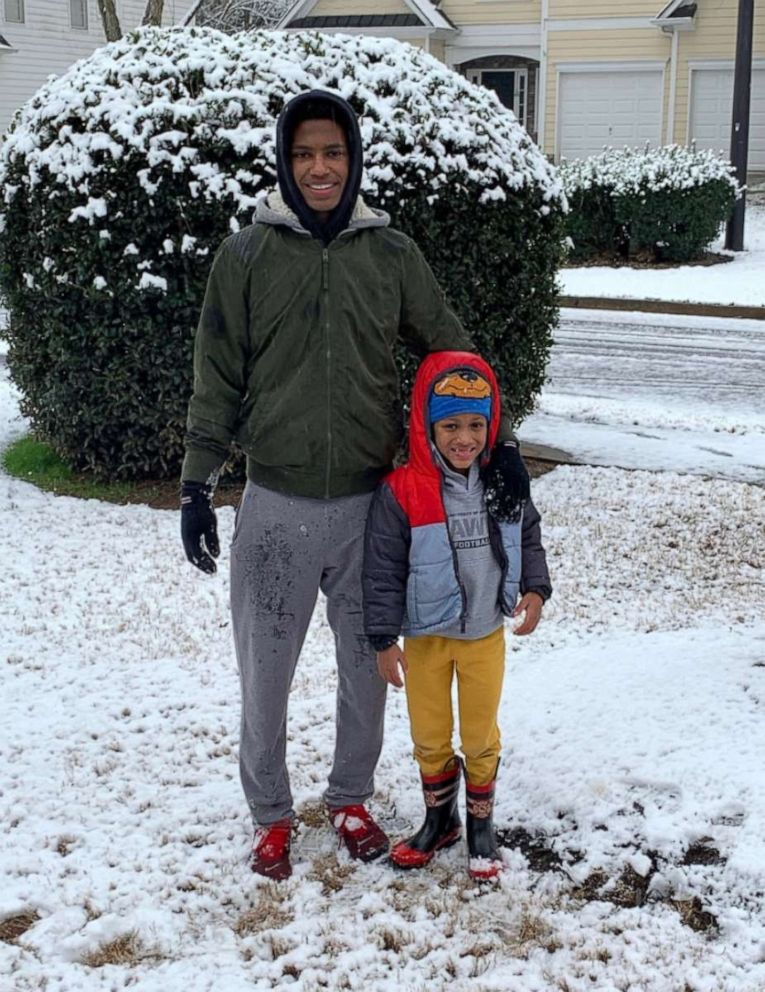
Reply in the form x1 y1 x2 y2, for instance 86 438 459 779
466 777 504 881
250 818 292 881
389 760 462 869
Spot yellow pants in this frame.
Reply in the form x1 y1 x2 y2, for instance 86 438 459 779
403 625 505 786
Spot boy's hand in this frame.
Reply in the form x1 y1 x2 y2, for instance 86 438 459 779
512 592 544 635
377 644 408 688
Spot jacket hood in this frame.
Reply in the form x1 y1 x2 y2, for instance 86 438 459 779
408 351 501 478
276 89 364 246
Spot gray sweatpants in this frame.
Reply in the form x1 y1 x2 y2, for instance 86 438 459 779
230 481 386 825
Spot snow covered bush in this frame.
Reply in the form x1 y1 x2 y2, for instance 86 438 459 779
560 145 739 263
0 27 565 480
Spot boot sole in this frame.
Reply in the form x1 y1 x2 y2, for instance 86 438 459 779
389 828 462 870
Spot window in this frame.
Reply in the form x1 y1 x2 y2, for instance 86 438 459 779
4 0 24 23
70 0 88 29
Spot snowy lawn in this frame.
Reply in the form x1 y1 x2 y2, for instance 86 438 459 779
560 204 765 308
2 364 765 991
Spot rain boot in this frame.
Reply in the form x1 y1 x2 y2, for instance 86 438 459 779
466 776 503 881
390 760 462 869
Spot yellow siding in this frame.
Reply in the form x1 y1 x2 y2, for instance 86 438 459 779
543 28 671 156
672 0 765 144
440 0 540 27
549 0 658 16
429 38 446 63
310 0 410 14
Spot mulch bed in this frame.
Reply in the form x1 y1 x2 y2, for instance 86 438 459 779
563 250 733 270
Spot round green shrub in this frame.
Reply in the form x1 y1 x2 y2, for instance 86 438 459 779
0 26 565 480
560 145 739 263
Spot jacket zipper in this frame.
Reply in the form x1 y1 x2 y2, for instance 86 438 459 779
441 477 468 633
488 515 510 611
322 248 331 498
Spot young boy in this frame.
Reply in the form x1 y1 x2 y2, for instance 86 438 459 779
362 351 551 880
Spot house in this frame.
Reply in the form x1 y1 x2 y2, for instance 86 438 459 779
278 0 765 169
0 0 195 138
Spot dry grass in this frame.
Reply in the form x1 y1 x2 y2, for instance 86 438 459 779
0 911 41 944
80 930 148 968
297 800 327 829
55 835 77 857
307 853 355 895
233 888 291 936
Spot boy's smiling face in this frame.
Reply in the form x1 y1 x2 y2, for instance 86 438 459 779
291 118 349 221
433 413 488 475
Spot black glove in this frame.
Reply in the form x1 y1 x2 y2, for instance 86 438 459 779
180 482 220 574
482 441 530 524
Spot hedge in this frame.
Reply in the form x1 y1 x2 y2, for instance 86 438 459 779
0 27 566 480
560 145 739 263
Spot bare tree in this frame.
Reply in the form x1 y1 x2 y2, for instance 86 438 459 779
97 0 122 41
187 0 292 32
142 0 165 26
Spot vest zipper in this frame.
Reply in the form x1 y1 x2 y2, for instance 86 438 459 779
322 248 331 499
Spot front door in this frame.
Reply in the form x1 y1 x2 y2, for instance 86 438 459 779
467 69 528 129
482 71 515 112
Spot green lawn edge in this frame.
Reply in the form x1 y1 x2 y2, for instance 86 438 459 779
2 435 163 503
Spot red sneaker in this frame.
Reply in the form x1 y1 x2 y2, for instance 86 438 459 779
250 818 292 881
328 804 390 862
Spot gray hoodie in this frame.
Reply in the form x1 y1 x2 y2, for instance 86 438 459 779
438 452 504 640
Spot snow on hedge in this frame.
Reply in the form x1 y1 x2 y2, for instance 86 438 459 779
559 144 739 197
0 25 564 225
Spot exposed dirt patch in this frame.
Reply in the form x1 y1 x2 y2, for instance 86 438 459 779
682 841 726 867
572 857 720 934
670 896 720 934
0 911 41 944
498 826 568 872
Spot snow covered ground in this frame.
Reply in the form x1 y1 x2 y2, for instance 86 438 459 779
521 308 765 484
2 358 765 990
560 204 765 308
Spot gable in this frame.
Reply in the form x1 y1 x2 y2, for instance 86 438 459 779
280 0 454 31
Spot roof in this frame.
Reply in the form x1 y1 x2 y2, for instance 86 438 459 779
291 14 423 28
279 0 455 32
654 0 697 20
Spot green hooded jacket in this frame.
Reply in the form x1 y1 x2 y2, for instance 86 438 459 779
181 190 478 499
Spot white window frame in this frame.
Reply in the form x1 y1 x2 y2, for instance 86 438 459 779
69 0 88 29
3 0 25 23
467 67 529 127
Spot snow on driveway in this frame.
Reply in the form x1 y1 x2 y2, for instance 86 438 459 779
2 363 765 990
560 204 765 308
522 308 765 484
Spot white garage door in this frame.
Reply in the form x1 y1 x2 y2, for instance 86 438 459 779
689 68 765 170
558 69 664 161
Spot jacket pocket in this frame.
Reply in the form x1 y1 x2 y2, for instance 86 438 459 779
406 571 419 627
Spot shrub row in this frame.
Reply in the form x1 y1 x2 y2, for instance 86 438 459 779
560 145 740 263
